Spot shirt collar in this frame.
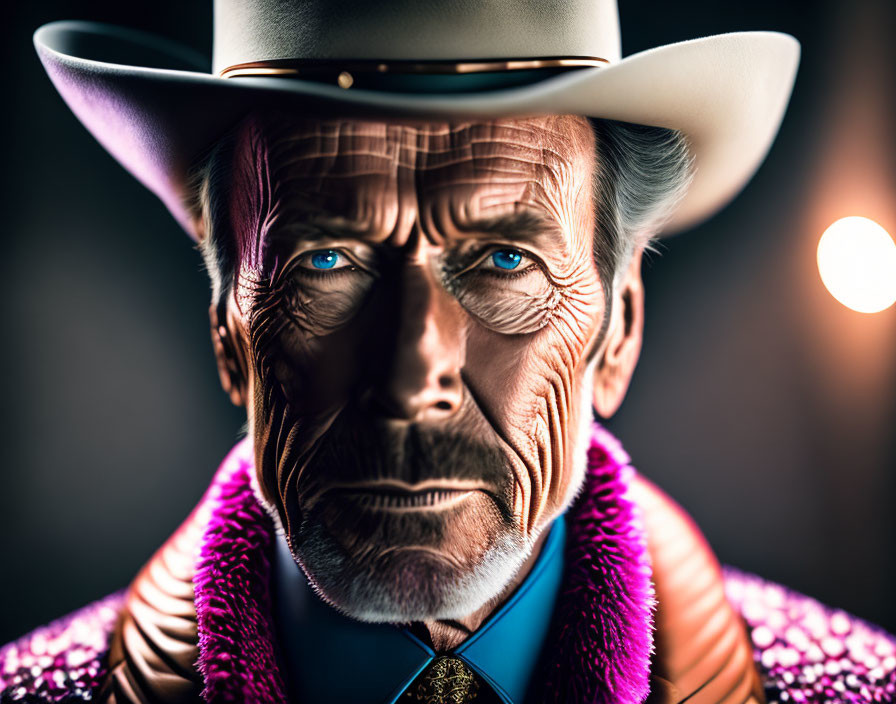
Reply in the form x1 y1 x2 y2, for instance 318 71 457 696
272 514 567 704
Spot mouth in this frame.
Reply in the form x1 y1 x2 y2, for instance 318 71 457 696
322 481 488 512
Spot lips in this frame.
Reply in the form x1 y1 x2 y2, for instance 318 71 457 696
336 487 476 510
317 480 489 512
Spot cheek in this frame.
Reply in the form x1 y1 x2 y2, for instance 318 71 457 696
264 325 368 412
245 274 383 413
463 290 603 534
241 289 377 520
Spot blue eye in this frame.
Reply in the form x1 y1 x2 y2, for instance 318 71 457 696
490 249 523 270
309 249 340 269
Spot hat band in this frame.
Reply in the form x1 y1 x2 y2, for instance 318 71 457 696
219 56 609 85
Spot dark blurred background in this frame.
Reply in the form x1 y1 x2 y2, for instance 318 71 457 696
2 1 894 643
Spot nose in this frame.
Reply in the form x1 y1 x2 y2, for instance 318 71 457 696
369 263 465 423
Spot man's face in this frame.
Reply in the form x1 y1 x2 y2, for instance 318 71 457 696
220 114 608 621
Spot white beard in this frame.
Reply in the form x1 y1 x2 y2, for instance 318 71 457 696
291 518 531 623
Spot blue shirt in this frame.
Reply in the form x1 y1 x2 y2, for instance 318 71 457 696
272 515 566 704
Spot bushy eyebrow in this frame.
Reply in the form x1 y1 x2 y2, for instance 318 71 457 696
455 211 568 253
263 218 373 255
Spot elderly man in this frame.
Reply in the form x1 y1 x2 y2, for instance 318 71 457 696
4 2 896 703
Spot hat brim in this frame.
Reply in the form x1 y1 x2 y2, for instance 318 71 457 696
34 20 799 239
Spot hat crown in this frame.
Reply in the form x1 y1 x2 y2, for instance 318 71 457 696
212 0 621 74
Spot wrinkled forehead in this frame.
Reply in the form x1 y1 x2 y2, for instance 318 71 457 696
228 113 596 257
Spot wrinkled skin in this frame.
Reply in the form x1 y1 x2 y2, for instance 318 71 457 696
208 113 644 651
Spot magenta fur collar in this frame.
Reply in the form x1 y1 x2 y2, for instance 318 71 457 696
193 423 655 704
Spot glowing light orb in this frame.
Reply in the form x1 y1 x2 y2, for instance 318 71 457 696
817 216 896 313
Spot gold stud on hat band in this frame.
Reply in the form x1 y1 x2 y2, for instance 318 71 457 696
218 56 609 83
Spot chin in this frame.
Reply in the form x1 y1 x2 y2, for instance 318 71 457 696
288 490 532 623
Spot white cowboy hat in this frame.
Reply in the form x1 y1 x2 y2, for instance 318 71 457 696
34 0 799 239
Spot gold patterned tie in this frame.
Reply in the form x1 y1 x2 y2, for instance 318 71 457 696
402 655 502 704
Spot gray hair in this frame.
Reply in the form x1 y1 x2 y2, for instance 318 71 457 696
587 118 694 292
187 117 694 310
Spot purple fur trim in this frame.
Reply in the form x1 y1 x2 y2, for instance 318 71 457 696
535 424 655 704
193 438 288 704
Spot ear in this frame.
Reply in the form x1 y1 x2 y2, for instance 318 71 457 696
209 301 248 407
592 247 645 418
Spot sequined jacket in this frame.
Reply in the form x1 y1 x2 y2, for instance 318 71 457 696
2 425 895 704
